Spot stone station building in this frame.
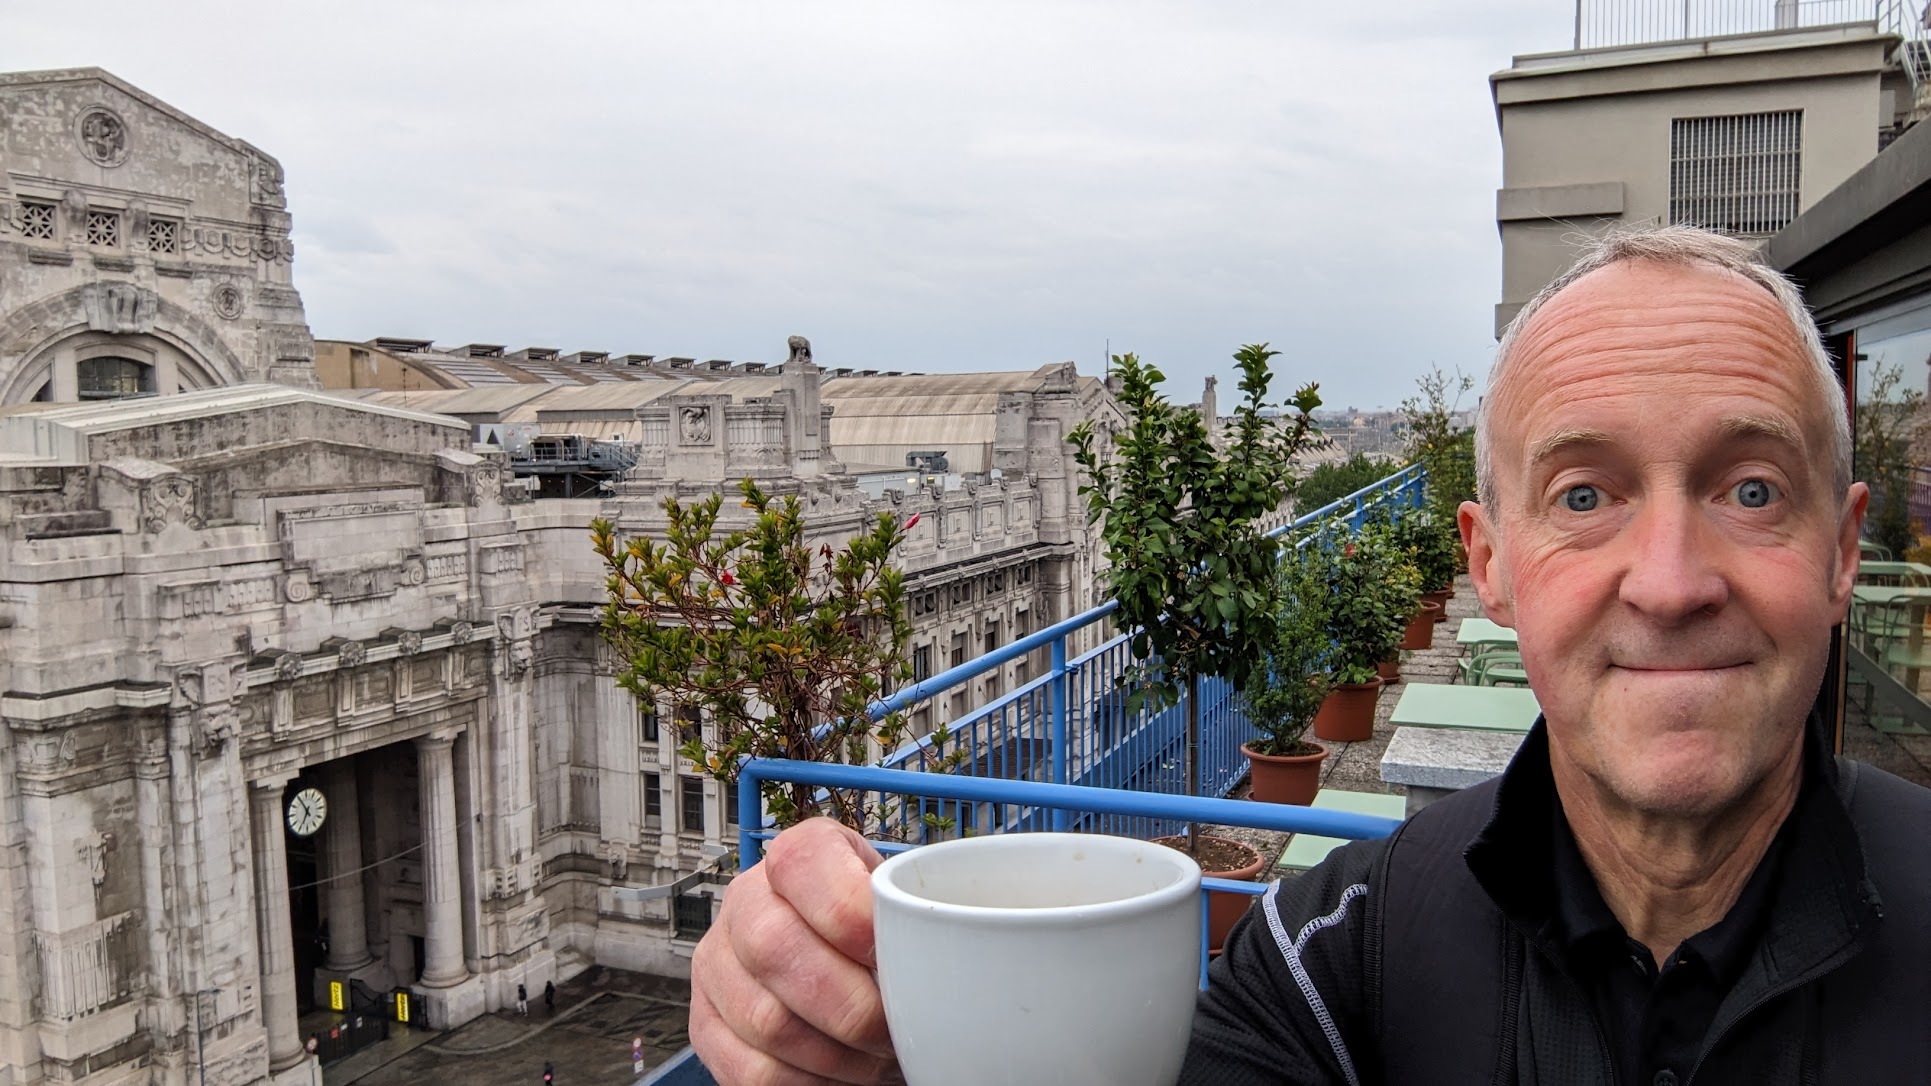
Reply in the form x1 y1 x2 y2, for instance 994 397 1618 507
0 68 1124 1086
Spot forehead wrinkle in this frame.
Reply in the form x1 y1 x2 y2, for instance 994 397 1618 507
1526 427 1616 470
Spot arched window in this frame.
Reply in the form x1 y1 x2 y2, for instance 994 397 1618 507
76 357 155 401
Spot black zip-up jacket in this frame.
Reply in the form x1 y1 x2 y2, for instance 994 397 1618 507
1181 722 1931 1084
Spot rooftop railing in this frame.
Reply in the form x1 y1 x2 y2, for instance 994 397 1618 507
1572 0 1905 50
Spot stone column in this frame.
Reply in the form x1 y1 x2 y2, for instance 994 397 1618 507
248 777 304 1071
415 733 468 988
322 759 372 971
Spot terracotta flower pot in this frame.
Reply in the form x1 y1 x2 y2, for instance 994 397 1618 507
1155 834 1264 955
1400 601 1443 650
1312 677 1383 742
1376 656 1402 684
1243 742 1327 806
1422 588 1452 622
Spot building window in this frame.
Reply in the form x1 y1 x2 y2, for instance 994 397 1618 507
680 776 706 834
1015 610 1030 639
643 772 662 829
76 357 154 401
676 704 702 745
640 706 660 743
85 209 121 247
725 779 740 826
147 217 179 255
1669 110 1802 236
19 201 55 240
984 620 1001 655
913 645 933 682
674 892 714 939
950 632 968 670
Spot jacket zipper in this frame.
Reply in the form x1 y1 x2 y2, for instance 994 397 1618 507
1682 934 1868 1085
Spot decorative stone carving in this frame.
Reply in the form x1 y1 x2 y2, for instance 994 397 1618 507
606 842 629 882
76 107 129 167
401 558 427 586
83 282 159 335
396 631 423 656
182 226 294 263
20 733 77 775
275 653 304 682
337 641 366 668
141 474 203 533
449 620 474 645
213 283 245 320
786 335 813 366
77 832 115 888
468 462 504 506
283 571 315 603
678 406 713 445
508 640 534 675
425 553 467 582
253 156 286 207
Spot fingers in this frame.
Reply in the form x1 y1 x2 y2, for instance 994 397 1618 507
730 876 894 1058
763 818 886 967
688 819 899 1085
696 907 899 1083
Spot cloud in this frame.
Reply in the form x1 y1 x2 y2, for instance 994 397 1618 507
6 0 1575 408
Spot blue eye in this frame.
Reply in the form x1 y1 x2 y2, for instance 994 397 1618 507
1732 479 1780 508
1562 485 1601 512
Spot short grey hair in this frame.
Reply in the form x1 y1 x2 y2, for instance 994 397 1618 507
1476 224 1851 510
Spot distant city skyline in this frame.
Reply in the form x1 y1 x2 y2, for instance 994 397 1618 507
7 1 1578 411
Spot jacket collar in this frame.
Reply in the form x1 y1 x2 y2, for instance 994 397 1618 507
1465 714 1883 985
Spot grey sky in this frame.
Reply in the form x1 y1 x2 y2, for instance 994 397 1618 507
9 1 1574 411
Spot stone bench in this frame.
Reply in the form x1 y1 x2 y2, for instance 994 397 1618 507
1379 726 1526 817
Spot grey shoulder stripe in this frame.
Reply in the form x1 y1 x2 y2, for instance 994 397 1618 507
1261 880 1368 1086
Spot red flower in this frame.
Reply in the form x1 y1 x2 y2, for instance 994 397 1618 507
904 513 921 530
720 570 736 585
1343 544 1357 558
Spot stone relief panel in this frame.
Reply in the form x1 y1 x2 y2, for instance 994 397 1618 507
75 106 129 168
141 474 202 534
677 406 713 445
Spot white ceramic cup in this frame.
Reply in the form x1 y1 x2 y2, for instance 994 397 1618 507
870 832 1203 1086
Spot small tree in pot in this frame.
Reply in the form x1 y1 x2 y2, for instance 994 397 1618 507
1238 540 1334 805
1067 345 1321 863
1309 519 1420 742
592 479 963 836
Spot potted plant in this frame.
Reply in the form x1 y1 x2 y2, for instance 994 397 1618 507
1238 544 1333 806
1400 365 1477 570
1385 506 1460 621
592 479 965 836
1069 344 1321 950
1309 519 1419 742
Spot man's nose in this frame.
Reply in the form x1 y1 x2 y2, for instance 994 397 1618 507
1617 492 1729 623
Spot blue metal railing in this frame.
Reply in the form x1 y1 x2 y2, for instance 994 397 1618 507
859 464 1426 841
644 466 1425 1084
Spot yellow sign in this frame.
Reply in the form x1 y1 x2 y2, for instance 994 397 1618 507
329 981 344 1012
394 991 410 1023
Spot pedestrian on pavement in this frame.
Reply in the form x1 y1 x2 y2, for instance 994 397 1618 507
683 224 1931 1084
516 982 527 1016
543 979 556 1017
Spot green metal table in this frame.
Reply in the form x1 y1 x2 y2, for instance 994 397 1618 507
1278 788 1407 871
1455 617 1518 648
1388 683 1541 734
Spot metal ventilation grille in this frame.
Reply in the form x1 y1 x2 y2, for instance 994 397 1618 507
1669 110 1802 236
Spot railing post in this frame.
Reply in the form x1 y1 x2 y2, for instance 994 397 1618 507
738 762 765 871
1050 634 1069 832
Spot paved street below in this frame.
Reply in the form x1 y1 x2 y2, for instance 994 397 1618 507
334 966 691 1086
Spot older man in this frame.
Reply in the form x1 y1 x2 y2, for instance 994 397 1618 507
687 225 1931 1085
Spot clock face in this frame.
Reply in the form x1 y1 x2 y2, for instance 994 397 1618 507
286 787 327 837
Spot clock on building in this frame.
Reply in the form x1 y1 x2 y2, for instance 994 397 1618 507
286 787 327 837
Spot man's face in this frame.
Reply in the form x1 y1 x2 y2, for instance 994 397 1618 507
1462 260 1866 818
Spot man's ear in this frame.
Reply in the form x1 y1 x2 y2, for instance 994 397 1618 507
1829 481 1870 617
1459 499 1515 628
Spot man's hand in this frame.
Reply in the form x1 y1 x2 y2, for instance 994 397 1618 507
691 818 901 1085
